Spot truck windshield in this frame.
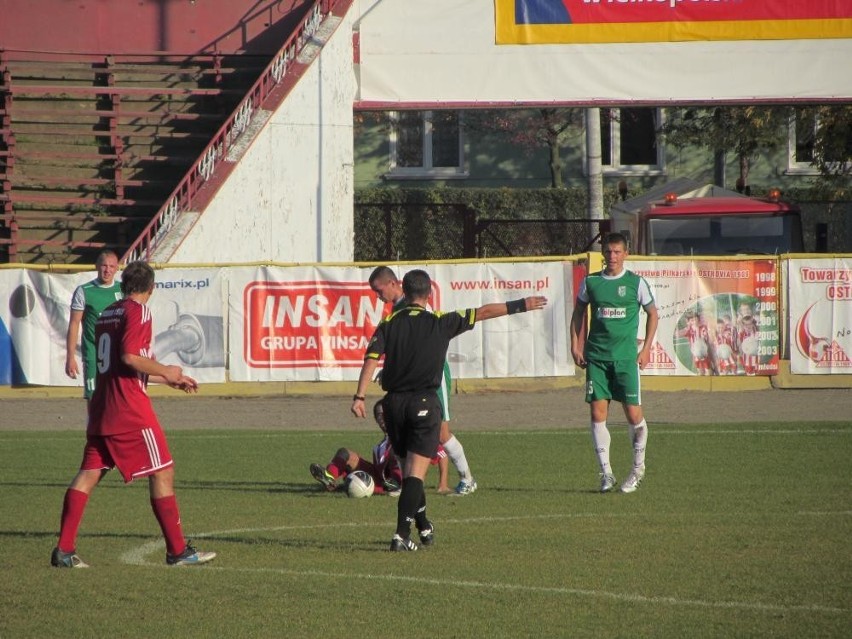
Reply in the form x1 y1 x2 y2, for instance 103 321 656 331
647 213 804 255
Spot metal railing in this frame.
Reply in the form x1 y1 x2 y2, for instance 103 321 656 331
123 0 337 263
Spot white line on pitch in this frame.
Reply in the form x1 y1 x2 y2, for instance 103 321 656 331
119 516 847 616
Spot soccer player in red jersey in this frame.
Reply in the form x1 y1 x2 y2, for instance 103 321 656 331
51 261 216 568
310 399 449 494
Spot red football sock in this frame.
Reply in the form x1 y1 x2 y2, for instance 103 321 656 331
58 488 89 553
327 457 346 480
151 495 185 556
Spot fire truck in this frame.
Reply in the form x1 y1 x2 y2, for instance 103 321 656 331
610 178 805 256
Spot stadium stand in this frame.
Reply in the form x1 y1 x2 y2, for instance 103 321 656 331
0 50 267 264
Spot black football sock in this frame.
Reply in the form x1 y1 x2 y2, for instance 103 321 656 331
414 488 429 530
396 476 424 538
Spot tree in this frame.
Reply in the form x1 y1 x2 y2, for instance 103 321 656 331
660 106 789 190
464 108 583 188
793 105 852 199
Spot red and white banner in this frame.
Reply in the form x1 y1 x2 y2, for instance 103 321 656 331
227 262 572 382
627 259 780 376
14 258 845 385
787 257 852 374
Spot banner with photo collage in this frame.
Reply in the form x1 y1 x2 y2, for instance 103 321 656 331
626 259 780 376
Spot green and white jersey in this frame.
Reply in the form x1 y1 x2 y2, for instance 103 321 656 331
577 269 654 362
71 279 123 359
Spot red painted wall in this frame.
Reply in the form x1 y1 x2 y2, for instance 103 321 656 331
0 0 311 55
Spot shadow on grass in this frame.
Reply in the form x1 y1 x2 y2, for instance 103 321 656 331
199 533 393 553
468 485 599 495
176 480 336 495
0 529 163 542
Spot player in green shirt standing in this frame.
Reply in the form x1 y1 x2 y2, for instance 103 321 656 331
570 233 658 494
65 250 123 399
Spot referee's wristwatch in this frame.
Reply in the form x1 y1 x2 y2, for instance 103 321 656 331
352 394 365 401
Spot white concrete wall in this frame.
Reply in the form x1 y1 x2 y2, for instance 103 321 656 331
169 10 356 264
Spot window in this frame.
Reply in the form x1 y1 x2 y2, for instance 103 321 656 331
597 108 665 176
787 108 852 175
386 111 466 179
788 109 819 174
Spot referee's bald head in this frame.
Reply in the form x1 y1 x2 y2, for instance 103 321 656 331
402 269 431 301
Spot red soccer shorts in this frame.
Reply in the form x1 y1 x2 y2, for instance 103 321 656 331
81 426 174 483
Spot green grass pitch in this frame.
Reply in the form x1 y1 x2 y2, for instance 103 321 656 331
1 422 849 638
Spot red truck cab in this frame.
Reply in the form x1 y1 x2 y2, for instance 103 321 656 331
614 190 804 256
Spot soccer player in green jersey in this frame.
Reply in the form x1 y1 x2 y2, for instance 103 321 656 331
570 233 658 494
65 250 123 399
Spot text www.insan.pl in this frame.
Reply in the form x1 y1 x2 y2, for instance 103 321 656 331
449 276 549 292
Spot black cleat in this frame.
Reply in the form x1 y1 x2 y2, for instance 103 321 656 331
418 522 435 547
51 547 89 568
310 463 337 491
389 534 418 552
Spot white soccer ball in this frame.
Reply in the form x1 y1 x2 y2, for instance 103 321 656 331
346 470 375 498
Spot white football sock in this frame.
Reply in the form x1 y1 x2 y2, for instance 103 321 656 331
442 435 472 480
591 421 612 475
628 419 648 469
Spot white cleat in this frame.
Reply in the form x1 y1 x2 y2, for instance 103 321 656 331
599 473 617 493
620 465 646 494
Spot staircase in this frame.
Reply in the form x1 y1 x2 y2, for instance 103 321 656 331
0 51 267 264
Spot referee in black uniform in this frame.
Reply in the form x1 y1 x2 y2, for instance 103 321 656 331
351 269 548 551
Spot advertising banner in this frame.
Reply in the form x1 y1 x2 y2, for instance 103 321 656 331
147 268 227 383
497 0 852 44
626 259 780 376
0 267 226 388
788 257 852 374
228 262 572 382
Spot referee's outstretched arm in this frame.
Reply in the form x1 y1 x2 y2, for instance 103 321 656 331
476 295 548 321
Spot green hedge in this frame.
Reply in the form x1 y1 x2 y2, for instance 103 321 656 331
353 187 624 261
354 186 852 258
355 186 625 219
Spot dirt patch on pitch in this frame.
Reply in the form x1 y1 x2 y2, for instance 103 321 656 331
2 388 849 432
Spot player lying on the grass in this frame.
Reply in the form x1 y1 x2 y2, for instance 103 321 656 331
310 399 449 494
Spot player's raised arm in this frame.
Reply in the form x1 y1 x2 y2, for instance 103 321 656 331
475 295 548 321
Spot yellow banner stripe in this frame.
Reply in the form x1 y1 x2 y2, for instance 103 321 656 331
496 18 852 45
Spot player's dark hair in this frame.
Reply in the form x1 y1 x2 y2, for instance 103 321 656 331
402 269 431 300
604 232 629 250
368 265 397 286
373 399 384 422
121 261 155 295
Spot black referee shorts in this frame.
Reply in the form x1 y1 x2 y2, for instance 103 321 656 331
382 390 442 459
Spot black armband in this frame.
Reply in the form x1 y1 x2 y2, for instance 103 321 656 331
506 299 527 315
353 394 365 401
